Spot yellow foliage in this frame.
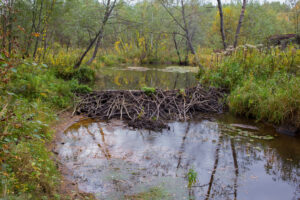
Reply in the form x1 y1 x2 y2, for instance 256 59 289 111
114 40 121 54
32 32 40 37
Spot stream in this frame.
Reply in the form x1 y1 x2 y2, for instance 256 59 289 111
56 66 300 200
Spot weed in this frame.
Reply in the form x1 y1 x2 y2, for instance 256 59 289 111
142 87 156 95
187 168 197 188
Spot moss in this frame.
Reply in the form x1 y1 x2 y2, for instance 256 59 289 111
141 87 156 95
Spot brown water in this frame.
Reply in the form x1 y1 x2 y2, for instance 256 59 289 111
56 66 300 199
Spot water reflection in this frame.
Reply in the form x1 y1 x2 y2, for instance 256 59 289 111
94 66 198 90
56 119 300 200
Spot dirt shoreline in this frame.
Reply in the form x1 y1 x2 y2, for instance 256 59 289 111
47 111 95 200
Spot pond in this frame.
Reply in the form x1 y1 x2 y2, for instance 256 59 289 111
56 66 300 199
94 65 198 90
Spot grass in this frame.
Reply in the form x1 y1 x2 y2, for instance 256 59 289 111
0 53 95 199
199 45 300 128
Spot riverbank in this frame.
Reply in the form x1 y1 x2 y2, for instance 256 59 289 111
0 57 95 199
198 46 300 135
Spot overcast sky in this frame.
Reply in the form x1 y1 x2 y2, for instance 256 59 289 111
208 0 287 4
132 0 290 6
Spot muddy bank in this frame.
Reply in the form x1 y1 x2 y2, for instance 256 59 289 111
48 112 95 200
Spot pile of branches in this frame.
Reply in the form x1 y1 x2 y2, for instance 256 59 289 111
75 85 225 131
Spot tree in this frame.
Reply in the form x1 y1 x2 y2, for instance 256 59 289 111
217 0 226 50
74 0 118 68
288 0 300 34
160 0 196 54
234 0 247 48
1 0 16 54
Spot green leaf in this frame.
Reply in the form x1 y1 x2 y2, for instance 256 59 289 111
10 68 17 73
41 63 48 68
1 63 8 68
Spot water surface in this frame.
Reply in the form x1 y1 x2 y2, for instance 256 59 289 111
94 65 198 90
57 118 300 200
57 65 299 199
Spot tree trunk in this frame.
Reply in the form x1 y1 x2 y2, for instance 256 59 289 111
217 0 227 50
7 0 15 54
41 0 56 60
75 0 116 68
74 30 101 69
1 5 7 50
25 0 37 57
172 32 182 65
32 0 44 58
86 25 104 65
33 0 44 58
180 0 195 54
234 0 247 48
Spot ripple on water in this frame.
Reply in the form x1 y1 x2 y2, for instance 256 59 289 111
57 119 300 200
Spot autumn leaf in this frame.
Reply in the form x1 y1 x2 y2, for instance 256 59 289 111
32 32 40 37
3 50 10 58
17 25 25 33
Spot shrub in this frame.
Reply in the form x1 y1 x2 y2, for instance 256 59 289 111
70 79 92 94
73 66 95 84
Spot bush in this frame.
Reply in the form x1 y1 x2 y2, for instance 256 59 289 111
73 66 95 84
70 79 92 94
54 65 95 84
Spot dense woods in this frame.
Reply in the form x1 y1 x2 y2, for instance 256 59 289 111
1 0 300 65
0 0 300 199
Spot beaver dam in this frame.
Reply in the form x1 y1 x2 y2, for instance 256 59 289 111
75 85 225 131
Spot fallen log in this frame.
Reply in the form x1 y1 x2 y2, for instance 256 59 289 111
75 85 226 131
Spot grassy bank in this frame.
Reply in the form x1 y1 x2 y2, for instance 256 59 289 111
0 53 95 199
199 45 300 129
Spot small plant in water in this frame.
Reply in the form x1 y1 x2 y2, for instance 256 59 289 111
187 168 197 188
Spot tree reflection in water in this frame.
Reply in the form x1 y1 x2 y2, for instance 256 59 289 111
57 119 300 200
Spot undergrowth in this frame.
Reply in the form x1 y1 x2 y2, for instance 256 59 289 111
0 53 94 199
199 45 300 128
